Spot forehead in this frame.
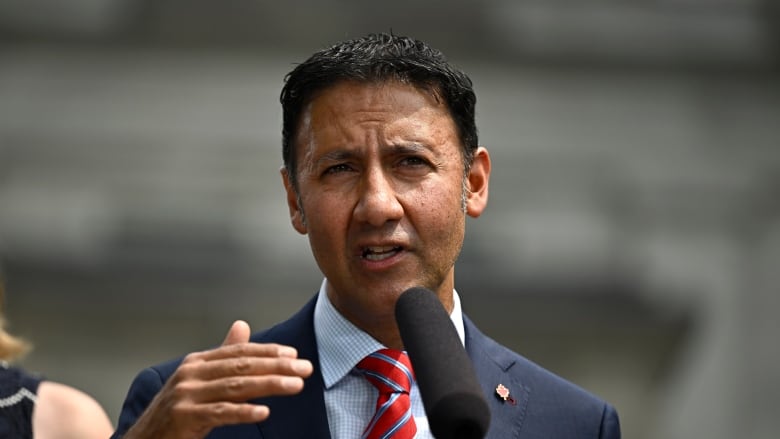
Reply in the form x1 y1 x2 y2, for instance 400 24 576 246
313 80 442 114
299 80 457 139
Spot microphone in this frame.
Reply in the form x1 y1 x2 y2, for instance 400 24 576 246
395 287 491 439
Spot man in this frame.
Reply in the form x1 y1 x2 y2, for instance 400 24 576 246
112 33 621 438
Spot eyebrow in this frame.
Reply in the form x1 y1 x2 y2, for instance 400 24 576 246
388 142 431 155
314 150 357 167
314 142 433 167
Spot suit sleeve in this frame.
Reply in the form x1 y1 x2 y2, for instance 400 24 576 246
111 367 166 438
599 403 622 439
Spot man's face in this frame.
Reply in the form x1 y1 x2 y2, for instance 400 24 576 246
282 80 490 333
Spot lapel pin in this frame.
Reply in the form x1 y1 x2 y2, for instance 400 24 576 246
495 384 517 405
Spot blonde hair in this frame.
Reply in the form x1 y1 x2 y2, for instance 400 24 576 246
0 283 30 361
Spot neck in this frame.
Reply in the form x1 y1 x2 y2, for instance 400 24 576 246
337 296 454 352
324 281 455 350
368 324 405 351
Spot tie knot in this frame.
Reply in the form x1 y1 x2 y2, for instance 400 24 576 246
357 349 414 394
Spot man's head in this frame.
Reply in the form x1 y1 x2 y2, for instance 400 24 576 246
281 32 478 192
278 33 490 348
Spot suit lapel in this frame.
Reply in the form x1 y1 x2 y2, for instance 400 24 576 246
464 316 528 439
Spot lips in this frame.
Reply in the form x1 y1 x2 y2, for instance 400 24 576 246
361 245 403 261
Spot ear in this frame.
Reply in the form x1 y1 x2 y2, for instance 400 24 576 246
280 167 308 234
465 147 491 218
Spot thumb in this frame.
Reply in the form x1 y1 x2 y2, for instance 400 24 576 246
221 320 251 346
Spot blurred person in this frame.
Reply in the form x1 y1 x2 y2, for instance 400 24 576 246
0 283 114 439
112 33 621 438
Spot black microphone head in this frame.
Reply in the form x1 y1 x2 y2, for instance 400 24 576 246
395 287 491 439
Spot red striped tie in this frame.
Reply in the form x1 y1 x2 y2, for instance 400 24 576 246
357 349 417 439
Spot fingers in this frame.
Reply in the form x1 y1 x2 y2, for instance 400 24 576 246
178 353 313 382
169 401 271 432
194 342 299 362
221 320 251 346
125 400 271 439
124 321 314 439
178 373 307 403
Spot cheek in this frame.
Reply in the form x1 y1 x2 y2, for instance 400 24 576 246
416 177 464 212
304 197 348 239
413 184 465 234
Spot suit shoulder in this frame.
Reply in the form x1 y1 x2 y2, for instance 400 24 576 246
468 318 607 401
486 331 608 407
465 316 619 436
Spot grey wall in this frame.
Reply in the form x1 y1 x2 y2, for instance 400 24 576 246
1 2 778 438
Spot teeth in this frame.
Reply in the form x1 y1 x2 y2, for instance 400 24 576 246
368 246 396 253
363 246 399 261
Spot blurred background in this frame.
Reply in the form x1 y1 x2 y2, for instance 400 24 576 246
1 1 778 438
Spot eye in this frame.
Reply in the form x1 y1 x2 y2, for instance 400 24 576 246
398 156 429 167
323 163 354 175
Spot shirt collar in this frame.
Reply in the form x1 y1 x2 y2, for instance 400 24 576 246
314 278 466 389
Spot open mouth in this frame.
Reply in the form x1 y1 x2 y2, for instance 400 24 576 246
361 246 402 261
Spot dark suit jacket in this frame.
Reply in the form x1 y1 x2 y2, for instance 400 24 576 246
113 296 621 438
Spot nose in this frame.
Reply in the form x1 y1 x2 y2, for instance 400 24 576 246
353 168 404 227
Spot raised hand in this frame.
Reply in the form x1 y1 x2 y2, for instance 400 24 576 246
122 320 313 439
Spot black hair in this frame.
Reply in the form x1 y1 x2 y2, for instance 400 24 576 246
280 32 478 190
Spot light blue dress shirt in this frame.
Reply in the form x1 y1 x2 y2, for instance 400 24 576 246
313 278 466 439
